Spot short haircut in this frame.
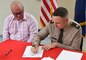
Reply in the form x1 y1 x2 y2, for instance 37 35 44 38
11 1 24 11
52 7 68 17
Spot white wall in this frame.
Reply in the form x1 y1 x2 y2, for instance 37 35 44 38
0 0 14 34
0 0 76 34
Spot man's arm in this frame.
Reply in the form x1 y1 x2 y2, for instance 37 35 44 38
31 24 49 54
32 25 49 45
27 15 38 42
3 17 10 41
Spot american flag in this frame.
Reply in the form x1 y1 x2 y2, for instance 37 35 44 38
40 0 58 28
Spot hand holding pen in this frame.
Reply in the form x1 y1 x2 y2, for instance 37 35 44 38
31 45 39 54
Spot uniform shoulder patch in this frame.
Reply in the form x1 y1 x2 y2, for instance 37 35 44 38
71 22 80 29
50 20 54 24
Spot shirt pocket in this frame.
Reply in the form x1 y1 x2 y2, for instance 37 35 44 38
9 25 16 34
22 24 29 36
50 34 59 42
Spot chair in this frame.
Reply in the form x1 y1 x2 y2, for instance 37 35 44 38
80 37 83 51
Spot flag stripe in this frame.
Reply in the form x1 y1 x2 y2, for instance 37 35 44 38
40 17 46 27
40 0 58 28
42 0 50 13
41 1 51 20
53 0 58 8
41 7 50 22
40 12 48 24
51 0 57 11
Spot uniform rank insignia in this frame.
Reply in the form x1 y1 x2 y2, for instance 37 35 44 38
71 22 80 29
50 20 54 24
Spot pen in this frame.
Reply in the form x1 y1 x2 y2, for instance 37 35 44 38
5 49 12 56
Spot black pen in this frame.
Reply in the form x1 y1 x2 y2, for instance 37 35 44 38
5 49 12 56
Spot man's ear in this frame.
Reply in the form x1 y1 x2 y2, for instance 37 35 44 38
65 18 68 22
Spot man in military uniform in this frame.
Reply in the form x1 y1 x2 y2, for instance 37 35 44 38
31 7 82 53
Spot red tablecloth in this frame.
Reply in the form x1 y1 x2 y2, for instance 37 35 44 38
0 40 86 60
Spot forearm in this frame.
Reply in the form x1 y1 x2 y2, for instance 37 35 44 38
3 31 10 41
3 22 10 41
3 34 10 41
32 35 41 46
56 42 80 50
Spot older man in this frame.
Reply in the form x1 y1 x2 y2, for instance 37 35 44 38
31 7 82 53
3 1 38 42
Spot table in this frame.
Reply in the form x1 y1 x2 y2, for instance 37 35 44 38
0 39 86 60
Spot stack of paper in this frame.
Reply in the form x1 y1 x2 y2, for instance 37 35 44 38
22 46 44 58
56 50 83 60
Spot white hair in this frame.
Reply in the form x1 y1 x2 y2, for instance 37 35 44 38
11 1 24 11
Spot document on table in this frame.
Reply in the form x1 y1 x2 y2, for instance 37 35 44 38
22 46 44 58
56 50 83 60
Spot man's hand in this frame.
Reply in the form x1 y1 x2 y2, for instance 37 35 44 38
42 43 57 50
31 45 39 54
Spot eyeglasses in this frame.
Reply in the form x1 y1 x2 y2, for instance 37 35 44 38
12 10 23 16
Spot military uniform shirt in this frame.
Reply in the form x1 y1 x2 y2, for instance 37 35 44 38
33 19 82 50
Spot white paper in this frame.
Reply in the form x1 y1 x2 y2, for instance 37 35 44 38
41 57 54 60
22 46 44 58
56 50 83 60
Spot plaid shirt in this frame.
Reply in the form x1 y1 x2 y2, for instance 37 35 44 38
3 12 38 42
